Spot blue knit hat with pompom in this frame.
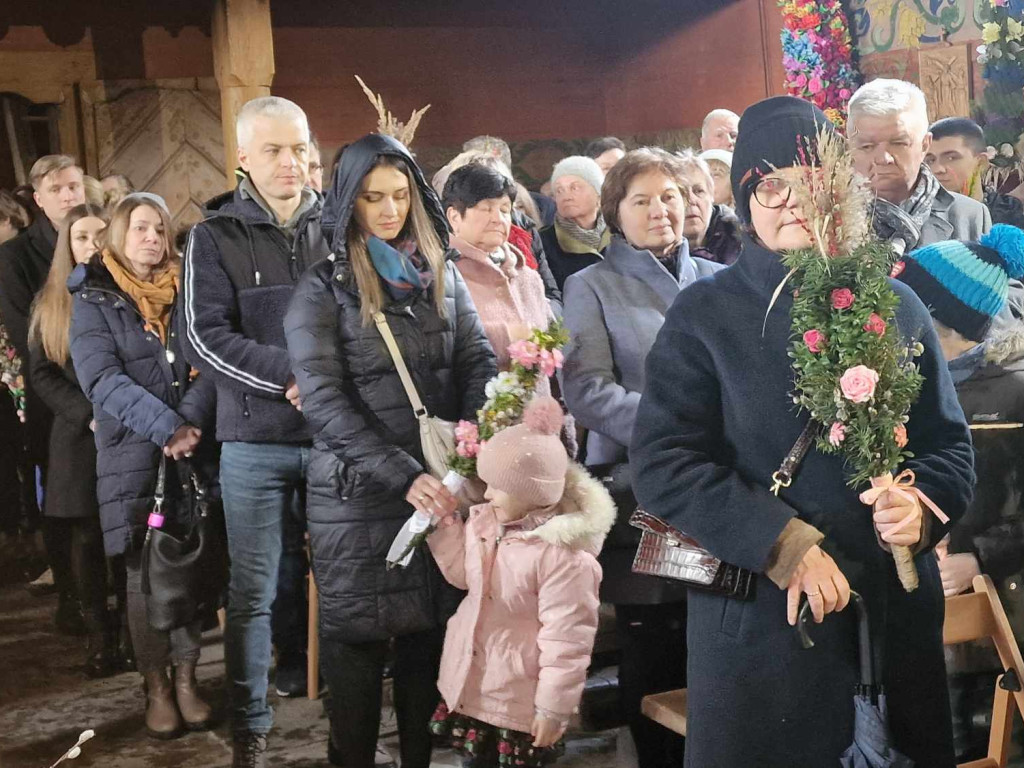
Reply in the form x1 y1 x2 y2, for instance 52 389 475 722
897 224 1024 342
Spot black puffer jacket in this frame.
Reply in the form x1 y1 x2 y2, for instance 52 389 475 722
286 134 497 643
69 258 217 556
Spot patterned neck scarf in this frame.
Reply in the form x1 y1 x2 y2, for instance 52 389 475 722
366 236 434 302
871 164 942 256
555 212 608 252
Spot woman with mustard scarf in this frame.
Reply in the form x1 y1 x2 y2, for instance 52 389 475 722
69 194 217 740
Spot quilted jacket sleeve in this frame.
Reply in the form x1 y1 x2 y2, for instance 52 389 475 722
426 514 468 590
70 295 184 448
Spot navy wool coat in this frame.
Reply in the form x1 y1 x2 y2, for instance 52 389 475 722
630 236 975 767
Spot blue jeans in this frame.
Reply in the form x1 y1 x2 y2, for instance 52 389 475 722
221 441 309 735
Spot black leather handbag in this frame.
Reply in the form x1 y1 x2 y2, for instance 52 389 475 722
141 456 228 631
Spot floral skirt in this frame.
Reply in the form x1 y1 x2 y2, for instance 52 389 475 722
429 700 565 767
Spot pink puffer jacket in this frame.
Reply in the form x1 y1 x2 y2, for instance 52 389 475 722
428 463 616 732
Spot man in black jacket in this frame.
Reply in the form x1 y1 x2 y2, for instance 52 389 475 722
0 154 85 629
180 97 328 768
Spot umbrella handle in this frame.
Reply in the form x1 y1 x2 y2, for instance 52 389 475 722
796 591 874 687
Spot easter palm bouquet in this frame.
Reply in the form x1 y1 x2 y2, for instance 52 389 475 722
779 126 942 592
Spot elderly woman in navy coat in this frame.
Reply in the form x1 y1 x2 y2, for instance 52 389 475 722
630 97 975 767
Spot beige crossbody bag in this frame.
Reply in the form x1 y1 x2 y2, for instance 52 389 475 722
373 312 456 480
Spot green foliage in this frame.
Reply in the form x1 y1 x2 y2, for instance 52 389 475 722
783 241 924 488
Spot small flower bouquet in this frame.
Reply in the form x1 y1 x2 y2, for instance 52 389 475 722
781 126 939 592
0 322 25 422
448 321 569 479
385 320 569 570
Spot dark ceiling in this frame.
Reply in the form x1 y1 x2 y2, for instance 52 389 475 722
0 0 740 46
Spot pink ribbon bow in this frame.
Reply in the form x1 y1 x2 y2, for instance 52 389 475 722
858 469 949 537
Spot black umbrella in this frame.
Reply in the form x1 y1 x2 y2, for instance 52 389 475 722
797 592 914 768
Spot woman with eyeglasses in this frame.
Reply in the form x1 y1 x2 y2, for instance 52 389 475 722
630 97 974 766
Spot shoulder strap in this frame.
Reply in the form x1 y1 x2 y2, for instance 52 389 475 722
373 311 428 418
155 454 167 502
771 420 817 496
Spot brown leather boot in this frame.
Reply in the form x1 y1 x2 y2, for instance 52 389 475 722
142 667 183 740
173 661 213 731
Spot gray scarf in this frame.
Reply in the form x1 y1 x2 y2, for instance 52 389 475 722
871 164 942 256
555 212 608 252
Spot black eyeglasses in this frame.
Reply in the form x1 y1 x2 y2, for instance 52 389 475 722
753 177 793 209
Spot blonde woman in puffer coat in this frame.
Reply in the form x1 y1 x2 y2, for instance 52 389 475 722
427 396 615 767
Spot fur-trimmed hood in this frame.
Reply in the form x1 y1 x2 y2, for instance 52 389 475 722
513 462 616 555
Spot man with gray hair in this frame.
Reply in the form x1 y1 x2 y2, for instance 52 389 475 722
180 96 329 767
848 78 990 254
700 108 740 152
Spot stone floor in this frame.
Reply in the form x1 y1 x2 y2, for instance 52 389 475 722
0 586 626 768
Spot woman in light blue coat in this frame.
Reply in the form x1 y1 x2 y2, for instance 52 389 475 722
561 148 722 768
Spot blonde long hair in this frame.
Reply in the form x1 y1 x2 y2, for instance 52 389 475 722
29 203 108 365
347 156 448 326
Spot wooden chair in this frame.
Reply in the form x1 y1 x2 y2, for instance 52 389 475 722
944 574 1024 768
640 573 1024 760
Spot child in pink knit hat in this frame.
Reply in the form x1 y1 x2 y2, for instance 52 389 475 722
427 395 615 766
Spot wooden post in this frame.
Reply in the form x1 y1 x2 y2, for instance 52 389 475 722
212 0 275 188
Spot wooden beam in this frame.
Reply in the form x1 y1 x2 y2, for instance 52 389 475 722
2 97 26 185
212 0 275 188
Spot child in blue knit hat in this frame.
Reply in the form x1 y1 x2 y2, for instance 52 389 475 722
898 222 1024 759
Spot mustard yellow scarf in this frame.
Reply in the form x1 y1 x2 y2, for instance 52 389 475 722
102 250 180 344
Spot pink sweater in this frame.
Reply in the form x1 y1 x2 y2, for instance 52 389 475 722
451 236 553 369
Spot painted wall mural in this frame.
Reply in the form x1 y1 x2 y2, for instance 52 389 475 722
849 0 984 54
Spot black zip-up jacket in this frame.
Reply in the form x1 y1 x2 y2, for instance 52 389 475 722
180 183 329 443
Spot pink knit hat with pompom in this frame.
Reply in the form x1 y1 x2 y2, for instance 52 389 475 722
476 396 568 507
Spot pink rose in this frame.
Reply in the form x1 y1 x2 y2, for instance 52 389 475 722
829 422 846 446
456 441 479 458
831 288 855 310
863 313 886 336
890 260 906 278
894 424 908 448
803 329 827 353
537 348 564 377
840 365 880 404
454 420 479 444
507 339 540 369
